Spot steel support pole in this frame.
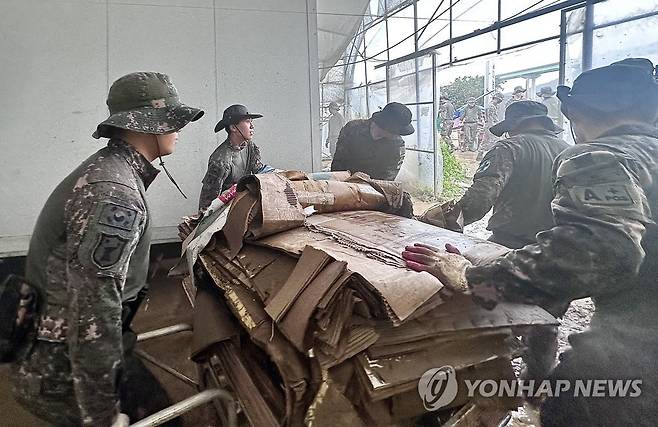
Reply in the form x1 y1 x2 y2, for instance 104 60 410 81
496 0 502 53
449 0 453 65
377 0 606 69
431 52 443 196
134 349 199 389
136 323 192 342
582 0 594 71
130 389 237 427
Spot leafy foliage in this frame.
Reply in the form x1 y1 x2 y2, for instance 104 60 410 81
408 142 466 203
440 142 466 200
440 75 485 109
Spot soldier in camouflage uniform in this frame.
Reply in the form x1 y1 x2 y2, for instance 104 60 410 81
537 86 561 125
198 104 273 210
505 85 527 110
11 72 203 426
406 59 658 425
438 97 456 145
461 97 482 152
421 101 568 381
477 92 504 160
423 101 567 248
331 102 414 181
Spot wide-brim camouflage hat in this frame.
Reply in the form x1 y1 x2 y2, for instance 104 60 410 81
490 100 561 137
93 72 204 139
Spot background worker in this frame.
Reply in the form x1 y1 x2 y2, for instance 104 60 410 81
505 85 527 109
438 96 456 146
199 104 274 210
325 101 345 157
537 86 561 125
461 97 482 152
331 102 414 181
478 92 505 159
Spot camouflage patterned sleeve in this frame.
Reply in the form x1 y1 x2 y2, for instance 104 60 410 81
199 158 230 210
248 142 268 174
64 182 146 425
379 141 405 181
453 145 514 226
330 124 353 172
465 148 652 310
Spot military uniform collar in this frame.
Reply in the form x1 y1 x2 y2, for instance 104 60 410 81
598 123 658 140
227 138 248 151
108 138 160 188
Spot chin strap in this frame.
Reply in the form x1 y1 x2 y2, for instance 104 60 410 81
569 123 578 144
235 126 250 145
156 138 188 199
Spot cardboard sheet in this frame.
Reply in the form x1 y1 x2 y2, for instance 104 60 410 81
373 293 558 348
278 260 347 351
266 246 332 322
242 173 306 239
356 333 521 401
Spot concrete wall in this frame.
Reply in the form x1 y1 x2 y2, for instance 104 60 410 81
0 0 321 257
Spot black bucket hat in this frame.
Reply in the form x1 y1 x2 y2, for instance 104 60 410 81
490 100 561 137
214 104 263 133
537 86 556 97
371 102 415 136
557 58 658 116
93 72 204 139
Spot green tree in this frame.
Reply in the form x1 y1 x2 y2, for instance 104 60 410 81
440 75 485 110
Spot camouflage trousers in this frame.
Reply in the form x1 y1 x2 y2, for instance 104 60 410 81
462 123 478 151
477 131 499 160
440 120 454 141
11 341 86 425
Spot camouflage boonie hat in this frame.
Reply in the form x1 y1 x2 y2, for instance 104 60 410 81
557 58 658 115
490 100 561 137
93 72 204 139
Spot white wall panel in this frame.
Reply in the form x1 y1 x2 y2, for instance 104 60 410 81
0 0 107 255
213 0 318 172
108 1 217 236
0 0 320 256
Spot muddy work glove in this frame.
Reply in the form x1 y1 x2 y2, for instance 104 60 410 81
418 201 464 232
111 413 129 427
402 243 471 292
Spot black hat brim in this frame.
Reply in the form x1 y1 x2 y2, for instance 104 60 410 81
93 103 204 139
371 111 415 136
214 113 263 133
489 115 561 137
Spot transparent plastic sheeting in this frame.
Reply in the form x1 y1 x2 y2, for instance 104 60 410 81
318 0 370 79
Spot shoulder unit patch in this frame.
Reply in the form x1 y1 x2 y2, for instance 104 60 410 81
98 203 138 231
570 184 635 206
92 233 129 268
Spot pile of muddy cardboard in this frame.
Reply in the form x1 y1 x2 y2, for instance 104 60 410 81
189 173 556 426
